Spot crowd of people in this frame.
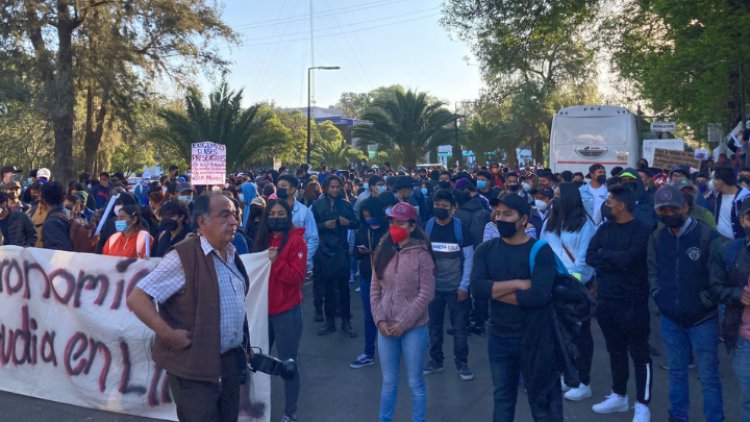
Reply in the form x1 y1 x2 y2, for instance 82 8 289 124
3 155 750 422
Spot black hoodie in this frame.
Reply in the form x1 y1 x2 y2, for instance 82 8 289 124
354 197 388 281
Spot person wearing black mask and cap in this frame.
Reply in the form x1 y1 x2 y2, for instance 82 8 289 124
580 164 608 226
649 184 725 422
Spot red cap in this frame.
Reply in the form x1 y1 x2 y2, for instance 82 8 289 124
388 202 418 222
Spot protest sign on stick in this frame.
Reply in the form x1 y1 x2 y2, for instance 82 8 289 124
191 141 226 186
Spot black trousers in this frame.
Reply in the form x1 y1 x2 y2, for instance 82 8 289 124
168 350 241 422
572 318 594 386
313 253 351 320
596 297 653 404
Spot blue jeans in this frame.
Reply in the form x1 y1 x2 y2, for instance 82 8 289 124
488 335 563 422
733 336 750 421
359 274 377 357
377 325 429 422
660 315 724 422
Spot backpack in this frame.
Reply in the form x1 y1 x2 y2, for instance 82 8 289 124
723 238 746 270
529 239 596 329
50 212 98 253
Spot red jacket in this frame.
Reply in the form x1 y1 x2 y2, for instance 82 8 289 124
268 227 308 316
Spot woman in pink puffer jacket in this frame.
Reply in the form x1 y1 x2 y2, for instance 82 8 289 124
370 202 435 422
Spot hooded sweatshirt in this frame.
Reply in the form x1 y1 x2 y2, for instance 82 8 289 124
354 197 388 282
268 227 308 316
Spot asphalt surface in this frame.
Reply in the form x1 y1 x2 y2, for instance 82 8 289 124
0 280 741 421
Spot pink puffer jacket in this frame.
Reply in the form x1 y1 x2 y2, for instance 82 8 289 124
370 242 435 332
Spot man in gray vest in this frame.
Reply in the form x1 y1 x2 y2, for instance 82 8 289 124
128 193 251 422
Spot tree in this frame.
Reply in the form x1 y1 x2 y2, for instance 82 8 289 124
353 90 456 168
1 0 236 183
152 83 272 171
600 0 750 139
332 85 406 119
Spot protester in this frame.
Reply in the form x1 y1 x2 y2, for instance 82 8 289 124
580 164 609 226
4 181 28 213
540 183 596 402
712 197 750 421
311 175 360 336
254 199 307 422
40 181 72 251
127 193 251 422
649 184 724 422
0 192 36 246
101 204 153 258
672 178 717 229
353 174 386 214
370 202 435 422
350 196 389 369
277 174 319 272
423 190 475 381
471 193 562 421
713 166 750 239
152 200 192 258
91 172 111 210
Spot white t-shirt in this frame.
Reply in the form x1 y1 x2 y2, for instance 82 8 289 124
717 193 735 239
591 184 609 225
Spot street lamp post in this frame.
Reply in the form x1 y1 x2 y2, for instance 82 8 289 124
307 66 341 165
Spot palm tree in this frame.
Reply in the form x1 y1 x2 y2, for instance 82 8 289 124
152 82 271 170
312 137 365 169
352 90 455 168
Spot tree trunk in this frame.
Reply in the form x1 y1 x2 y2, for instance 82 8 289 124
51 4 77 185
83 85 109 174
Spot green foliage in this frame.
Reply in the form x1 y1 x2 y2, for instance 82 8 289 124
601 0 750 138
353 90 456 168
152 82 272 171
333 85 406 118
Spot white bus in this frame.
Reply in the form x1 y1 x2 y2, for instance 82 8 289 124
549 105 639 175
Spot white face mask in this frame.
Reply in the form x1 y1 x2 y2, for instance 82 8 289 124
63 208 72 218
534 199 548 212
522 182 532 192
224 183 230 189
708 179 716 193
238 194 245 202
178 195 192 205
211 186 222 193
161 186 168 194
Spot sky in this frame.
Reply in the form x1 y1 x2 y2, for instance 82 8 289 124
198 0 484 111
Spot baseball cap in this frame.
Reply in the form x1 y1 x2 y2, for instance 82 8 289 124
3 181 21 189
37 168 51 179
620 170 638 180
250 197 266 207
388 202 418 222
176 182 192 193
672 178 696 191
536 186 554 199
741 197 750 216
654 185 686 209
497 193 531 217
588 164 605 175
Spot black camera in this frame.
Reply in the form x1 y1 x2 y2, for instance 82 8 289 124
248 350 297 380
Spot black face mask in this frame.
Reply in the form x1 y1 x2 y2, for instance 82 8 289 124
433 208 451 220
573 181 584 187
508 183 519 192
659 214 685 228
623 182 637 192
495 220 518 238
596 175 607 185
602 205 614 221
276 188 289 200
267 217 289 232
438 181 451 189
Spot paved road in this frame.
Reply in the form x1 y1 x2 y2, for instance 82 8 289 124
0 280 741 421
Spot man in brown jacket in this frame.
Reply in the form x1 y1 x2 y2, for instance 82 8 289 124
128 193 251 422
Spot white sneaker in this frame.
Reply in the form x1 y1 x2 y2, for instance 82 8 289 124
592 392 629 414
632 403 650 422
561 377 571 392
563 383 592 401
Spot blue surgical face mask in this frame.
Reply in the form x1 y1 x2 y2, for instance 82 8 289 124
115 220 128 233
477 180 488 190
421 187 428 195
377 185 387 194
363 183 369 191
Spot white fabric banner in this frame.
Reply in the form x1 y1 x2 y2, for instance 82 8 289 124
0 246 271 421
